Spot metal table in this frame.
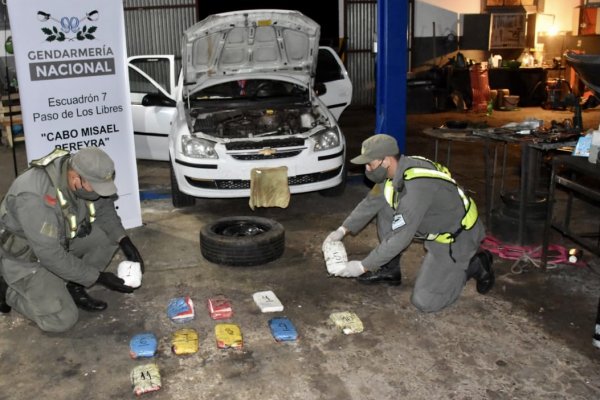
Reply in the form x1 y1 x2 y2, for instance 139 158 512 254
472 128 576 245
422 127 483 169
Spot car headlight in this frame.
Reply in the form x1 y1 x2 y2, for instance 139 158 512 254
181 135 218 159
312 127 340 152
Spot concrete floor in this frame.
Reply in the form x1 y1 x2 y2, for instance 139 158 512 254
1 106 600 399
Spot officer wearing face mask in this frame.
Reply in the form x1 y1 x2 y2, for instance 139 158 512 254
322 134 494 312
0 147 144 332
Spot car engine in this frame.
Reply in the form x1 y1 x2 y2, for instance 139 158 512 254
190 107 320 139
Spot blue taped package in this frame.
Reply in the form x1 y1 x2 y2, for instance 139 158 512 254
269 317 298 342
167 296 195 323
129 332 158 359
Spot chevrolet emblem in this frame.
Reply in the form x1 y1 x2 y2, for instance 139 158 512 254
258 148 277 156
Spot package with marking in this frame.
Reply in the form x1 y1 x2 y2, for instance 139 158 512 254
269 317 298 342
207 295 233 320
129 332 158 359
167 296 195 323
215 323 243 349
253 290 284 312
323 240 348 275
131 363 161 396
171 328 199 355
329 311 364 334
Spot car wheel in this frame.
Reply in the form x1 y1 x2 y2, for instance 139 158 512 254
170 162 195 208
200 216 285 266
320 164 347 197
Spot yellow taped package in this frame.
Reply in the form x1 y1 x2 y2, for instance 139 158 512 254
130 363 161 396
215 323 243 349
171 328 199 355
329 311 364 335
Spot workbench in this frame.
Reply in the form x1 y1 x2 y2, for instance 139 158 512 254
472 128 576 245
541 155 600 268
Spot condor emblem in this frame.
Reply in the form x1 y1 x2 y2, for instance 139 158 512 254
258 148 277 156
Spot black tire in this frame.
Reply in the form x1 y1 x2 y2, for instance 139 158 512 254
320 163 347 197
170 161 195 208
200 216 285 266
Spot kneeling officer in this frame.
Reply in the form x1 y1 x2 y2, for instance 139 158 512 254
0 147 144 332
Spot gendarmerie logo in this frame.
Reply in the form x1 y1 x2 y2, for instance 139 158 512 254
28 9 115 81
38 10 99 42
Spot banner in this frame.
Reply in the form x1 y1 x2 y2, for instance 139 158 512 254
7 0 142 229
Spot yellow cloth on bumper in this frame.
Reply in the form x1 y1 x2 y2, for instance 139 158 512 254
249 166 290 210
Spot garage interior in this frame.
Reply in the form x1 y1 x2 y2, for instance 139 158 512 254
1 0 600 399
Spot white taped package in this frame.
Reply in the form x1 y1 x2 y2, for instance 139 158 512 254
323 240 348 275
118 261 142 288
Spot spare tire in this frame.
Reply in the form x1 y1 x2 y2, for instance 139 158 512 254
200 216 285 266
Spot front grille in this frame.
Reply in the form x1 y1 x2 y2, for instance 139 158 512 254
231 150 302 160
185 166 342 190
225 137 305 150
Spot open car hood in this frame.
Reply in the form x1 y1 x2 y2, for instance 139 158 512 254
182 9 320 97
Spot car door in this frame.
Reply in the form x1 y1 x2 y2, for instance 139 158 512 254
127 55 176 161
315 47 353 120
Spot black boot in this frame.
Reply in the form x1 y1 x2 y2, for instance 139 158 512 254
0 276 11 314
467 250 495 294
66 282 107 312
357 255 402 286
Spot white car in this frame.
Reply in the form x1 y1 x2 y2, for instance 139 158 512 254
128 9 352 207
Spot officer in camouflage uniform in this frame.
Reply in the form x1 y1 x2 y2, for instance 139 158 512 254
323 134 494 312
0 147 144 332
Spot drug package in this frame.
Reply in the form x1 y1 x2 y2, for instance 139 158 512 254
323 240 348 275
207 295 233 320
167 296 195 323
171 328 199 355
269 317 298 342
329 311 364 335
129 332 158 359
215 323 243 349
131 363 161 396
253 290 284 313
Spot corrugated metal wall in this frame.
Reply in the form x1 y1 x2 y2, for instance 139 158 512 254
123 0 197 77
345 0 377 106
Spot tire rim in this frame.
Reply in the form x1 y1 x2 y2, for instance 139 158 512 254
214 221 269 237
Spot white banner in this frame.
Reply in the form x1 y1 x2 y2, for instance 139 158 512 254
7 0 141 229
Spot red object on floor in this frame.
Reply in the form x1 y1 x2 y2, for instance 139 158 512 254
481 235 587 268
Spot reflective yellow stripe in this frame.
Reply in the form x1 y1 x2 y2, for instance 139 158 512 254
408 156 451 176
383 179 396 208
403 166 478 243
87 202 96 223
67 214 77 239
56 188 68 208
30 149 69 168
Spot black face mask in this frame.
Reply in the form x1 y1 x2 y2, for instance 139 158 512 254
74 188 100 201
365 160 388 183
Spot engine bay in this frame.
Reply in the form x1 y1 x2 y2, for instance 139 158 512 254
188 106 323 139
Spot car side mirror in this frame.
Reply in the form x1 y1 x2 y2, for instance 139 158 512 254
142 93 175 107
314 82 327 96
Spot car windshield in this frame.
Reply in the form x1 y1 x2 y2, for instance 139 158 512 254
189 79 308 102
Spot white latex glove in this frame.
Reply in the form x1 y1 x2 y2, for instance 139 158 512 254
335 260 366 278
322 226 347 251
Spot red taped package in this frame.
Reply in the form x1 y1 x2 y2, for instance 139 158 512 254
207 295 233 320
